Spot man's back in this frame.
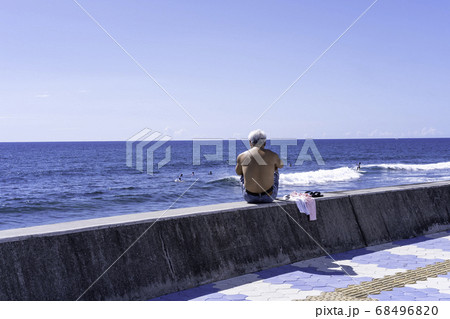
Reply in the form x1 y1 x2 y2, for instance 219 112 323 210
236 147 283 193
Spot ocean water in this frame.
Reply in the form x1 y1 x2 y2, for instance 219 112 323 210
0 138 449 230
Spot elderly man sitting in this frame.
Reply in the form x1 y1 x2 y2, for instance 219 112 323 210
235 129 283 203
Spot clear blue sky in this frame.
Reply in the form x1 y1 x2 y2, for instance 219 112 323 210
1 0 449 141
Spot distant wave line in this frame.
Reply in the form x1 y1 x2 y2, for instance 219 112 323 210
364 161 450 171
208 166 362 186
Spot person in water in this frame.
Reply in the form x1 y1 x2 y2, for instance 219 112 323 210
208 171 212 175
235 129 283 203
357 162 361 171
178 173 183 181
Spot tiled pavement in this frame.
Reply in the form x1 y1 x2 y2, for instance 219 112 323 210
151 230 450 301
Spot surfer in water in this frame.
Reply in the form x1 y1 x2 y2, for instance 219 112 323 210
236 129 283 203
357 162 361 171
178 173 183 181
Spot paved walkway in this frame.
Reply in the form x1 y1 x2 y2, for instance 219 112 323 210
152 230 450 301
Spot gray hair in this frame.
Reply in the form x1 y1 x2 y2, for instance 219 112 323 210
248 129 267 145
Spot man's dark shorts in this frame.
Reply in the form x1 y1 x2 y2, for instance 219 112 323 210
240 171 279 203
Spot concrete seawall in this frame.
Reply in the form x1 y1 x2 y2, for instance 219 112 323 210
0 180 449 300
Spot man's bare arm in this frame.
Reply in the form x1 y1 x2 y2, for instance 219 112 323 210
276 154 284 169
235 154 243 175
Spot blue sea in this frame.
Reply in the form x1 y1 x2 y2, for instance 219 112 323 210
0 139 449 231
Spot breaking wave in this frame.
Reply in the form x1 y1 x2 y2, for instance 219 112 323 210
280 167 362 186
207 176 241 186
208 167 362 187
365 161 450 171
205 161 450 188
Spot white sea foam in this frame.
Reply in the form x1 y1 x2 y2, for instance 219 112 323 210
365 161 450 171
209 161 450 187
280 167 361 186
209 167 361 187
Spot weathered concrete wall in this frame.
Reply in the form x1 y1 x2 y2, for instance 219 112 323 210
0 181 449 300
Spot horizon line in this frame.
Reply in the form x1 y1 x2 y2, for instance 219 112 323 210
1 137 449 143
